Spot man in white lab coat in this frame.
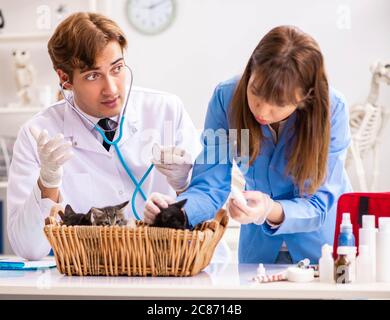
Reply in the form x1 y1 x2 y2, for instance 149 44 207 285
6 12 212 260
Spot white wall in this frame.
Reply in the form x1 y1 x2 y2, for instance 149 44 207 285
111 0 390 191
0 0 389 190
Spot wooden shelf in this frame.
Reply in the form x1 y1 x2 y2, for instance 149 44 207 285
0 32 51 42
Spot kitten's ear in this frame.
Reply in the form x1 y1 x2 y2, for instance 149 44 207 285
86 210 93 223
58 210 65 220
91 208 104 217
90 208 103 225
65 204 75 215
116 201 129 210
173 199 187 209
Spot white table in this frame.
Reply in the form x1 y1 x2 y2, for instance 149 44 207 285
0 261 389 299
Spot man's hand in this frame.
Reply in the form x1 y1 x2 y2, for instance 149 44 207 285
152 144 193 192
143 192 175 224
30 126 73 188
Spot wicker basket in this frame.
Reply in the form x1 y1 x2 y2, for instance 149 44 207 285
43 207 228 276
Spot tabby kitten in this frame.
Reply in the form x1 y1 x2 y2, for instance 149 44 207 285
151 199 188 230
59 201 129 226
90 201 129 226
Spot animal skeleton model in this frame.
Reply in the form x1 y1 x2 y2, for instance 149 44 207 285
347 61 390 191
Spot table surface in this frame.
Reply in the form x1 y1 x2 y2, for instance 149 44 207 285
1 258 390 299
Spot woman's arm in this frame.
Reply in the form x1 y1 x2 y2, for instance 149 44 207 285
177 83 235 227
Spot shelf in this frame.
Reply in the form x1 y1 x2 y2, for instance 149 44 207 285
0 32 51 42
0 107 43 137
0 107 43 114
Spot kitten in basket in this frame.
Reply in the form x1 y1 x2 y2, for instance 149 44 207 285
52 199 189 229
149 199 189 230
57 200 135 227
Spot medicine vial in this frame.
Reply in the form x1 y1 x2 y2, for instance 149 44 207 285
356 245 374 283
319 244 334 283
358 215 377 280
376 217 390 282
334 246 352 284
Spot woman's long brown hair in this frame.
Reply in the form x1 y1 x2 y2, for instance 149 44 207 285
230 26 330 195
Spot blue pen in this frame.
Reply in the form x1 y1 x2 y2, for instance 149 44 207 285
0 260 25 269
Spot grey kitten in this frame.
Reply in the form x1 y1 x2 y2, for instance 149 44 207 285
59 201 129 226
90 201 129 226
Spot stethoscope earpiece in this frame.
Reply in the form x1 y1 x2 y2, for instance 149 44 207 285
62 80 72 90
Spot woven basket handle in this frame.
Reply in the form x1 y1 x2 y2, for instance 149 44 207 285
214 209 228 227
44 204 64 226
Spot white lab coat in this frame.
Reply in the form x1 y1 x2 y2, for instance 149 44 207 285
7 86 230 262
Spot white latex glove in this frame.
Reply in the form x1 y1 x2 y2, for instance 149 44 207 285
227 190 274 225
151 144 193 192
143 192 175 224
30 126 73 188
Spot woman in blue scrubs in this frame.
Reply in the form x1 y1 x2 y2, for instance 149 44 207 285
144 25 352 264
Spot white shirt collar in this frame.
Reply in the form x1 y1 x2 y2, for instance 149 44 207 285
72 96 118 131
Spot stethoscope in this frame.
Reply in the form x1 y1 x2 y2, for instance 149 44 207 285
60 65 153 221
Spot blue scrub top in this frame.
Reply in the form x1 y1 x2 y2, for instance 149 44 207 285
178 77 352 264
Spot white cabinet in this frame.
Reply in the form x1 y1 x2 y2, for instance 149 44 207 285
0 9 53 255
0 182 9 254
0 108 42 254
0 0 110 255
0 107 42 179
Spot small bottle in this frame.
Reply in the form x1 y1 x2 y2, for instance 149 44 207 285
359 215 377 280
376 217 390 282
356 245 374 283
256 263 266 277
338 213 355 247
345 246 357 282
334 246 352 284
319 244 334 283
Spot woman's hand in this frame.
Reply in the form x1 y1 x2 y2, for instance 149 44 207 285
227 190 283 225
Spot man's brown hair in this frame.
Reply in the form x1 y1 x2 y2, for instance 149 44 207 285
48 12 127 82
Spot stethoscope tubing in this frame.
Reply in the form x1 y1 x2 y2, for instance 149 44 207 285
59 65 153 220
